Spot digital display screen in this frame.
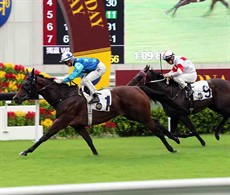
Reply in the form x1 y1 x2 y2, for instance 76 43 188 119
43 0 124 64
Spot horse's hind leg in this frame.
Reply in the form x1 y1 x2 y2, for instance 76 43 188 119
210 0 218 11
220 0 230 12
170 0 190 16
75 126 98 155
214 116 229 141
165 0 183 15
210 0 229 11
222 0 229 8
180 116 206 146
165 4 177 15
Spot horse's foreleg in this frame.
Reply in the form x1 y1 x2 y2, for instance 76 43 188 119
155 128 177 153
171 117 193 138
75 126 98 155
152 118 180 144
20 118 68 156
170 117 180 136
148 120 177 153
180 116 206 146
214 116 229 141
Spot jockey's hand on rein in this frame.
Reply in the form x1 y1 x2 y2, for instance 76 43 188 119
54 78 63 84
163 74 170 79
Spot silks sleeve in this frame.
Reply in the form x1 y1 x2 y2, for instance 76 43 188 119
63 63 84 83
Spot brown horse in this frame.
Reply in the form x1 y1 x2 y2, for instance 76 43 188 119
128 65 230 145
13 69 179 156
165 0 229 16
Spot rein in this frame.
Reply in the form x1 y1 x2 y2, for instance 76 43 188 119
33 77 79 108
147 77 166 83
37 82 53 92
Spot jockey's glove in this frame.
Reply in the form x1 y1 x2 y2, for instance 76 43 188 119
54 78 63 84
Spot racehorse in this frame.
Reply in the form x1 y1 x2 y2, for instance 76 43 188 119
165 0 229 16
13 69 179 156
128 65 230 145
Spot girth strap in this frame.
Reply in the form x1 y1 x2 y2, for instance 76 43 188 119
187 83 194 114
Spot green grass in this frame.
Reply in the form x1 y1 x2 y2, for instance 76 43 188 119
125 0 230 64
0 135 229 187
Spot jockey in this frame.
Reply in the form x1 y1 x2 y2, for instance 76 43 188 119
162 50 197 98
54 51 106 104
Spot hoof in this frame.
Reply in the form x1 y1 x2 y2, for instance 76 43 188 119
215 133 220 141
168 147 177 153
175 138 180 144
19 151 27 156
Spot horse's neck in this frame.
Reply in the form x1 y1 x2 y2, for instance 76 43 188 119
146 82 175 102
149 82 168 93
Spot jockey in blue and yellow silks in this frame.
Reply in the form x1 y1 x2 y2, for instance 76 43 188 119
54 51 106 104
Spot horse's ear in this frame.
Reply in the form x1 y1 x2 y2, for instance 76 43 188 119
26 69 29 76
31 68 35 77
144 65 150 73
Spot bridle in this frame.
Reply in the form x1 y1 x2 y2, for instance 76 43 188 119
22 74 54 99
22 76 39 99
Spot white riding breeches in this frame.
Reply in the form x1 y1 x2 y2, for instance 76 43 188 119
81 61 106 95
173 71 197 88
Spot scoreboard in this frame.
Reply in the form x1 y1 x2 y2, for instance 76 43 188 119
43 0 124 64
104 0 124 64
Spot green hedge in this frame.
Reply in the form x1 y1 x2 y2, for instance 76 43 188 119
39 107 230 138
1 100 229 138
110 107 229 137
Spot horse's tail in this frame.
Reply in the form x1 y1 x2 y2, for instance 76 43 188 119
140 86 175 102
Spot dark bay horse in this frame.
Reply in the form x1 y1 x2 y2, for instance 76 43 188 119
166 0 229 16
128 65 230 145
13 69 179 156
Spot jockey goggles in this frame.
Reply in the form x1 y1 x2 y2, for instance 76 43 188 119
64 60 70 65
165 58 172 62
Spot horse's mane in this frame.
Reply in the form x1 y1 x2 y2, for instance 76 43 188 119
37 74 78 89
149 69 164 79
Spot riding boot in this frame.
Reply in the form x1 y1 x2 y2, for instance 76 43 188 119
88 93 100 104
184 86 194 99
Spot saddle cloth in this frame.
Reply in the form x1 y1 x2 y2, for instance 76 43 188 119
83 89 112 112
191 80 212 101
83 89 112 125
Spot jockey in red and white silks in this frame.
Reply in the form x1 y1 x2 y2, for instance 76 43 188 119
162 50 197 98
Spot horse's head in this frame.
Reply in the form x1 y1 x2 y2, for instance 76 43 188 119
13 68 38 104
128 65 150 86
